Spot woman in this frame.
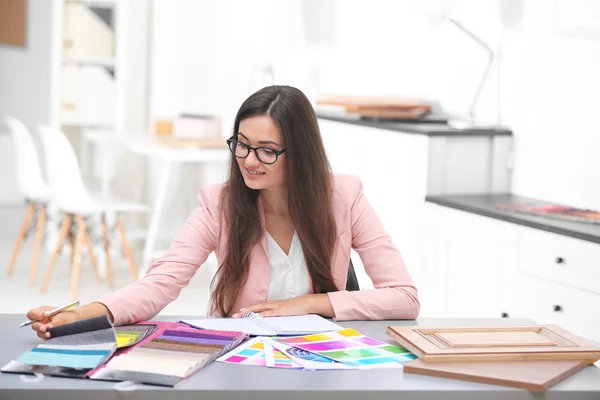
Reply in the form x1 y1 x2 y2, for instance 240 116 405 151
28 85 419 339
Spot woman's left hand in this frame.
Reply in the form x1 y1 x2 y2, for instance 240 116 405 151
232 294 334 318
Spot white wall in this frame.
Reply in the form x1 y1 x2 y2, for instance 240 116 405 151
500 0 600 210
149 0 306 232
150 0 305 136
150 0 600 211
0 0 54 205
149 0 502 126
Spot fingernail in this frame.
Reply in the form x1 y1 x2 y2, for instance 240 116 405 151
240 308 246 312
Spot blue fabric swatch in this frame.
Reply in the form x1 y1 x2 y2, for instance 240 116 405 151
17 351 107 369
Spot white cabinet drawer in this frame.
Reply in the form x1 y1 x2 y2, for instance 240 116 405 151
514 273 600 343
517 227 600 295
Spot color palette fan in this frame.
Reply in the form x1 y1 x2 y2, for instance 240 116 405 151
217 337 301 369
267 339 354 370
274 328 416 368
218 329 416 370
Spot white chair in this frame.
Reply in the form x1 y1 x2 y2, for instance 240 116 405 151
38 125 149 300
5 117 52 286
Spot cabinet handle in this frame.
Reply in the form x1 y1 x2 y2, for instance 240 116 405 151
501 312 509 318
555 257 565 264
553 305 562 312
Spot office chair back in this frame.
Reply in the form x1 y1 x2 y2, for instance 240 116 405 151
346 258 360 291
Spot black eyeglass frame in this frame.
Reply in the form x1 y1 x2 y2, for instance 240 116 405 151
226 136 286 165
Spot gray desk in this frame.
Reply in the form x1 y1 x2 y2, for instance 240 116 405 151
1 315 599 400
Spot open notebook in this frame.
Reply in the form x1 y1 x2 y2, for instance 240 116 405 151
181 312 342 336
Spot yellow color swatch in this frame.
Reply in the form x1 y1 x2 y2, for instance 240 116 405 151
250 341 265 350
338 328 361 337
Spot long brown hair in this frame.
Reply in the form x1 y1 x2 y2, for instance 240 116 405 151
211 85 338 316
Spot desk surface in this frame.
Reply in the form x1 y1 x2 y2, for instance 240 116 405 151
83 132 230 163
1 315 599 400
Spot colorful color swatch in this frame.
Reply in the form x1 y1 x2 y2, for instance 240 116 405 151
217 337 267 366
217 337 301 369
267 339 354 370
275 328 416 368
263 341 301 369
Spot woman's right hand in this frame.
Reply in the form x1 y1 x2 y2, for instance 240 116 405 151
26 306 81 340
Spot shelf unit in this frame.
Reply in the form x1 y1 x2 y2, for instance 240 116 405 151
50 0 126 133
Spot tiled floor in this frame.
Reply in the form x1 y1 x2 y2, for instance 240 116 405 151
0 205 215 317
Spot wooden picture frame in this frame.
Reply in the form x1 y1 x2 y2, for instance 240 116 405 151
404 358 591 392
387 325 600 362
0 0 27 47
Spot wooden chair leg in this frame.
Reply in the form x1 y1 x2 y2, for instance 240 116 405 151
71 216 87 300
68 229 75 268
41 214 72 291
28 205 47 286
101 215 114 289
115 219 138 281
7 203 35 276
84 227 102 282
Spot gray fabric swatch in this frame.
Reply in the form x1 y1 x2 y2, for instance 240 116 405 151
48 315 112 338
47 327 116 346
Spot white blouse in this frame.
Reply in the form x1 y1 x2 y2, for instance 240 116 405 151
266 231 311 301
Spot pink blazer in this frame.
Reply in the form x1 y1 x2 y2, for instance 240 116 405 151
99 173 419 325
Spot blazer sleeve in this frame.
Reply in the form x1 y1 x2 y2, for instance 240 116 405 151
97 187 220 326
327 177 420 321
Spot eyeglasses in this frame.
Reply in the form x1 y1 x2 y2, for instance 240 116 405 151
226 137 285 165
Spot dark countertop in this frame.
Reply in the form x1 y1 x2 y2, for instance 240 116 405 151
317 113 512 137
426 194 600 244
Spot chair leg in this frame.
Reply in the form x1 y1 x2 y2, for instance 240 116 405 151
7 203 36 276
84 227 102 282
115 219 138 281
71 216 87 300
41 214 72 291
101 215 114 289
68 229 76 267
28 205 47 286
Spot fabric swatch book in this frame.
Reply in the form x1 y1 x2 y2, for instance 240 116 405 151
1 315 117 379
181 312 342 336
90 325 247 386
1 319 243 386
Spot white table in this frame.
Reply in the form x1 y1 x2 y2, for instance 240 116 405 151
83 132 230 275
